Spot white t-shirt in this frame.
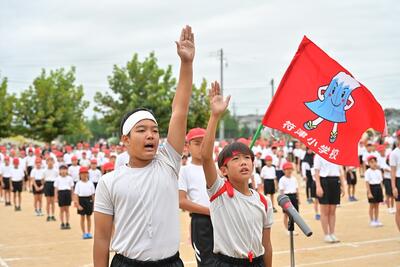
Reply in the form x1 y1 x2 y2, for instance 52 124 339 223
94 142 181 261
43 168 59 182
89 168 102 183
64 153 72 165
208 177 273 258
30 168 45 181
0 164 12 177
273 157 287 171
313 154 341 177
115 151 130 169
19 157 27 171
278 176 298 194
80 158 91 168
260 165 276 180
54 175 74 191
68 165 80 182
389 147 400 177
10 168 25 182
364 168 383 185
74 180 95 197
26 155 35 167
178 163 210 208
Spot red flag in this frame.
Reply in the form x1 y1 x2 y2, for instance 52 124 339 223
262 36 386 166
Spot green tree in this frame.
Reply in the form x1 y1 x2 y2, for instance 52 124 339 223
95 52 209 136
15 67 89 142
0 76 15 137
221 111 239 139
86 115 109 141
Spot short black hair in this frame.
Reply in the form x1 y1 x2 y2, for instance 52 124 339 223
119 108 156 137
217 142 255 168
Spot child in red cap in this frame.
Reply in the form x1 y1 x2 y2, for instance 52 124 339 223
0 156 12 206
54 164 74 229
10 158 25 211
30 157 45 216
89 159 101 189
178 127 215 266
365 155 384 227
201 82 273 267
74 166 95 239
278 162 300 234
260 155 278 212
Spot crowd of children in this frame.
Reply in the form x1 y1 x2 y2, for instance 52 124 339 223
0 142 116 239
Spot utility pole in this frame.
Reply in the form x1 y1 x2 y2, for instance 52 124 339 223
219 48 225 140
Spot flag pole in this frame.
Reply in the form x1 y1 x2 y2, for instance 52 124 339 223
249 123 264 149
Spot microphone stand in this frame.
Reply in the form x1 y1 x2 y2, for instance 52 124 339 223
288 216 295 267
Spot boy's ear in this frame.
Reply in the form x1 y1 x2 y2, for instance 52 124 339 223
121 135 130 146
220 166 228 177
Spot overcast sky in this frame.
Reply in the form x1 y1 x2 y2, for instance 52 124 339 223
1 0 399 118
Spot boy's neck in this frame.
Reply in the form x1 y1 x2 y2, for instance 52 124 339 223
190 157 203 166
129 157 152 168
229 179 252 196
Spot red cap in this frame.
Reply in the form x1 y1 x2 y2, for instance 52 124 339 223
82 151 87 155
71 156 78 161
20 150 26 155
84 143 90 148
55 151 63 157
104 149 110 155
102 162 114 172
13 158 20 165
90 159 97 164
28 148 33 153
35 157 42 163
92 148 99 153
77 143 83 148
367 155 377 161
279 141 285 147
79 166 89 174
4 156 10 161
265 155 273 161
65 146 72 152
376 145 386 152
283 162 294 170
34 148 41 155
396 130 400 137
186 128 206 142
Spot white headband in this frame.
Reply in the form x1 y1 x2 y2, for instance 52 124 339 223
122 110 158 135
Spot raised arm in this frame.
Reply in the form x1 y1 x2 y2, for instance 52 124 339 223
201 81 231 188
167 25 195 154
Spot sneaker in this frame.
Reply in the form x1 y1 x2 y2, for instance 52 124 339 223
0 198 4 203
352 197 358 201
375 221 383 227
324 235 334 243
87 233 93 239
315 214 321 220
370 221 377 227
65 223 71 229
35 210 40 216
61 223 66 229
273 207 277 213
15 206 18 211
330 234 340 243
82 233 88 239
38 210 44 216
307 198 313 204
46 216 51 222
18 206 21 211
51 216 56 221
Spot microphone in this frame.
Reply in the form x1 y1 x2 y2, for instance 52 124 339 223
277 194 313 237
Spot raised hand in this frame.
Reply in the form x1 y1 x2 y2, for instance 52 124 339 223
208 81 231 118
176 25 195 63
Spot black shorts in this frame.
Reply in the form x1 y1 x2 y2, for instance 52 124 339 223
44 181 55 197
27 166 33 176
58 190 71 207
32 180 43 194
111 252 183 267
12 181 23 193
214 253 264 267
359 155 363 165
396 177 400 202
93 182 98 189
77 196 93 216
190 214 215 266
318 176 341 205
284 193 299 212
368 184 384 203
263 179 276 195
2 177 10 190
346 171 357 185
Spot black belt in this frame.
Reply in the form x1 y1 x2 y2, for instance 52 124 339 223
215 253 263 265
190 213 210 219
114 252 180 266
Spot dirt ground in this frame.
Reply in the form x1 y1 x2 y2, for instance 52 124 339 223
0 176 399 267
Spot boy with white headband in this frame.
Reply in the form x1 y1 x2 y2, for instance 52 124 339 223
93 25 195 267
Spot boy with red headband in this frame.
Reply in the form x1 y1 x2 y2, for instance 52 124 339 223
94 25 195 267
179 128 215 266
201 81 273 267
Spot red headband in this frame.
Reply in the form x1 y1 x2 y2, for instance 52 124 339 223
222 151 240 166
